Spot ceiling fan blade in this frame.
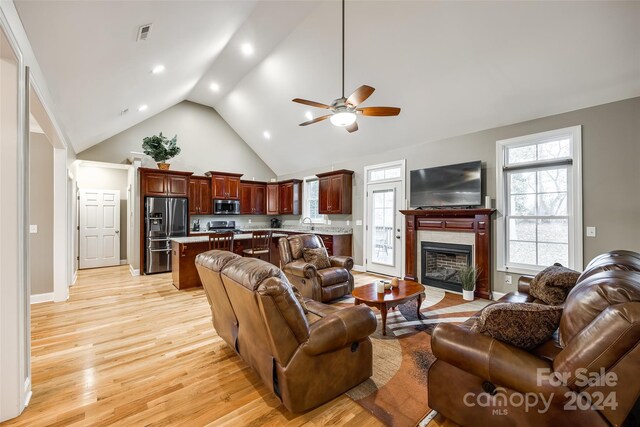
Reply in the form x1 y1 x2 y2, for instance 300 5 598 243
357 106 401 116
299 115 331 126
346 85 375 107
345 121 358 133
292 98 332 109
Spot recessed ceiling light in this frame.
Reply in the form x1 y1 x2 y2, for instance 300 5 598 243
151 64 165 74
210 82 220 92
241 43 254 56
305 111 313 120
138 105 148 112
263 131 271 140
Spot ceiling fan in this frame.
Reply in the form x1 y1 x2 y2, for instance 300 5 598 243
292 0 400 133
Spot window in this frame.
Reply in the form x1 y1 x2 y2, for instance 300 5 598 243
496 126 582 274
368 166 402 182
303 177 325 223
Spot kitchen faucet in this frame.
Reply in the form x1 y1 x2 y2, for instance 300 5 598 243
302 217 314 230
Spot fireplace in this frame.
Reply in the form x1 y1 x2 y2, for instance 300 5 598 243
421 242 472 292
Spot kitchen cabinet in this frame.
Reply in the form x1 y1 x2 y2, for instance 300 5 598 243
266 183 279 215
189 176 211 215
208 171 242 200
139 168 192 197
317 170 353 214
240 181 266 215
279 179 302 215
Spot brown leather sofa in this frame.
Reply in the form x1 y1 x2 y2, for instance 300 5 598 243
279 234 354 302
428 250 640 426
195 249 377 413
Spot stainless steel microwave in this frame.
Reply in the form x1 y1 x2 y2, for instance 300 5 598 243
213 199 240 215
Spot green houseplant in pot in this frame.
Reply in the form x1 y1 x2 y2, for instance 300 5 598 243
142 132 181 170
459 265 479 301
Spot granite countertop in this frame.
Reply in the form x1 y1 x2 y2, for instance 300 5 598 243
189 226 353 236
172 232 288 244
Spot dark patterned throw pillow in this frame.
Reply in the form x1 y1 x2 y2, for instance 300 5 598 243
302 247 331 269
529 263 580 306
472 302 562 350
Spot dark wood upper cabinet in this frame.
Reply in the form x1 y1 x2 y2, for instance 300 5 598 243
207 171 243 200
189 176 211 215
140 168 192 198
316 170 353 214
279 180 302 215
254 185 266 215
240 181 267 215
266 184 280 215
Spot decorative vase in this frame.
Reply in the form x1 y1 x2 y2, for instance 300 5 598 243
157 162 170 170
463 289 475 301
391 277 399 288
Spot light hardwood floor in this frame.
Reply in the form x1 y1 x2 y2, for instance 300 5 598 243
2 266 453 426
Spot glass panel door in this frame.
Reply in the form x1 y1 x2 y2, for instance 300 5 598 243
366 181 402 276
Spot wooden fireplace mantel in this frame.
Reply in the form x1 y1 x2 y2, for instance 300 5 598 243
401 208 496 299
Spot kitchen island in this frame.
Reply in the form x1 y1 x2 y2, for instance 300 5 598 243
170 232 287 290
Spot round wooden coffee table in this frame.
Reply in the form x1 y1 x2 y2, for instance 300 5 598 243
352 279 425 336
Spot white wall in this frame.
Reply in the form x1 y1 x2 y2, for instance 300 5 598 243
77 100 277 180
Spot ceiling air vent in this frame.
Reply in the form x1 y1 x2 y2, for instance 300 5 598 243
137 24 152 42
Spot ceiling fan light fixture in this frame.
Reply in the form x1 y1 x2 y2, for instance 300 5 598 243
330 111 356 127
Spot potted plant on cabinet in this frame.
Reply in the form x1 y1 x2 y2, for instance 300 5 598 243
142 132 180 170
459 265 479 301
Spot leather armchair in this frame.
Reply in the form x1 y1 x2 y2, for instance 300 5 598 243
279 234 354 302
195 250 376 413
428 250 640 427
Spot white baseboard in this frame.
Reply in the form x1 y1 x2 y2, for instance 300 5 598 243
71 270 78 286
30 292 54 304
352 264 365 272
129 265 140 276
120 259 127 265
492 291 506 301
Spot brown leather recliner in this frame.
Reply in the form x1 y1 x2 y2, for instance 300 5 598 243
279 234 354 302
195 250 377 413
428 250 640 427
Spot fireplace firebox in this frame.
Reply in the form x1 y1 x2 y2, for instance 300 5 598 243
421 242 472 292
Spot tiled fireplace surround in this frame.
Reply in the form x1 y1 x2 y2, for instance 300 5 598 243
401 209 495 299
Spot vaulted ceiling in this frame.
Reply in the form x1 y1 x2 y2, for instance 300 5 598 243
15 0 640 175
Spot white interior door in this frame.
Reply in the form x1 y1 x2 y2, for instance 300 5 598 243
366 182 402 276
79 189 120 269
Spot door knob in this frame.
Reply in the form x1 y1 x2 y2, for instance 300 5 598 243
115 230 120 234
395 235 400 239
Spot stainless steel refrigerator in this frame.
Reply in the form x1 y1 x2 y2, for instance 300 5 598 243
145 197 188 274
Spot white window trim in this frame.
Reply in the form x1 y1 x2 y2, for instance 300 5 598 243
363 159 407 276
496 126 583 275
301 175 326 224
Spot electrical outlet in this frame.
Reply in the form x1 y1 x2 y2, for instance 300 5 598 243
29 224 38 234
248 219 252 224
586 226 597 237
346 220 350 226
504 275 512 285
327 220 332 225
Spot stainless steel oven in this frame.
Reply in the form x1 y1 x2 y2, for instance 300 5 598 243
213 199 240 215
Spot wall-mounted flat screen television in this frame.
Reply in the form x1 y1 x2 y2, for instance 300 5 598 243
410 161 482 208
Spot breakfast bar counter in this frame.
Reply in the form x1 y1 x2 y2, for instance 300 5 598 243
170 232 287 290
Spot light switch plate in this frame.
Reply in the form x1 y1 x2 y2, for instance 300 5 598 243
586 226 597 237
29 224 38 234
355 220 363 226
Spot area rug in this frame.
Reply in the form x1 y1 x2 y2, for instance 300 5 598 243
332 286 491 427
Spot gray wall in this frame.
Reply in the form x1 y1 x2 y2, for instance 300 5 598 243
279 96 640 293
29 132 54 295
77 164 128 262
77 100 277 180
